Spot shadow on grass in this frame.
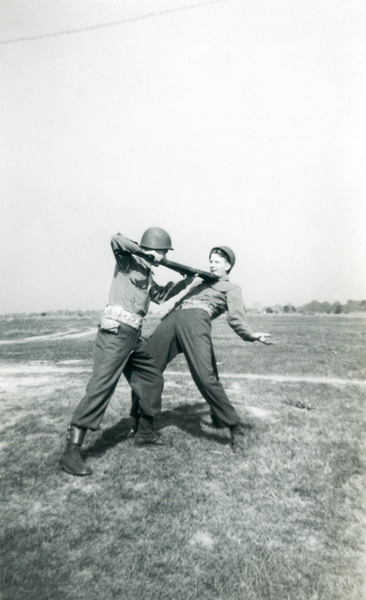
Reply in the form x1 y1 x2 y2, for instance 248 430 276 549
83 416 132 458
84 402 250 458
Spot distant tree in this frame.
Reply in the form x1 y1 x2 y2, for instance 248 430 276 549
300 299 366 314
301 300 332 313
333 302 343 314
283 304 297 313
301 300 318 313
265 307 273 314
322 302 332 313
343 300 366 313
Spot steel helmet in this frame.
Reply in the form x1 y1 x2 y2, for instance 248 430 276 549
140 227 173 251
210 246 236 269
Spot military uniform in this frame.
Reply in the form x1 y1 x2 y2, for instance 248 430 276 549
131 275 257 429
59 229 190 475
71 233 190 431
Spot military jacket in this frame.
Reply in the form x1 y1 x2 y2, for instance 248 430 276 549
108 233 190 317
171 276 256 342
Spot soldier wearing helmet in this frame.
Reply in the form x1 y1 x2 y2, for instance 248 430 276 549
59 227 193 476
131 245 273 453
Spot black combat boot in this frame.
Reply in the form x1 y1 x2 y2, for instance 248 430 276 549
229 423 246 454
127 417 140 439
211 414 223 429
59 425 93 476
134 416 166 447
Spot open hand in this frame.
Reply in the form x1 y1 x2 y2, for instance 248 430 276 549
253 332 275 345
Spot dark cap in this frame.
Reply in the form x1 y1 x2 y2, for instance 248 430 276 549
210 246 236 268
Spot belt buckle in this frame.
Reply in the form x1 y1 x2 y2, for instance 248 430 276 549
130 314 140 328
120 309 129 322
110 305 122 318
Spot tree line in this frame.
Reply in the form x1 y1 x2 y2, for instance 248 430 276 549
264 299 366 314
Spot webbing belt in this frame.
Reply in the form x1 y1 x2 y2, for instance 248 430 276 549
103 305 143 330
179 301 213 316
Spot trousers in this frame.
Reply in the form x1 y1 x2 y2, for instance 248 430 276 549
71 323 163 431
130 309 240 428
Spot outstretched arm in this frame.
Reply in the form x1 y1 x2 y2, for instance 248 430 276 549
150 276 194 305
226 287 275 344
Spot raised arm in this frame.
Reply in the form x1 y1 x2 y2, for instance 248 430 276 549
110 233 156 272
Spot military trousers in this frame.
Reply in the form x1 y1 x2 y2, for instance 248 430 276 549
71 323 163 431
130 308 240 428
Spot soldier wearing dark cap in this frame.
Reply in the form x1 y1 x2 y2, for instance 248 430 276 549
130 246 273 452
59 228 193 476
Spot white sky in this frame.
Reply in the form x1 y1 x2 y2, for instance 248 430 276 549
1 0 365 313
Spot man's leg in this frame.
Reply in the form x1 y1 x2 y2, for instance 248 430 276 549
145 312 182 372
175 310 240 429
71 325 139 429
123 339 163 446
128 312 181 433
59 325 138 475
126 314 181 445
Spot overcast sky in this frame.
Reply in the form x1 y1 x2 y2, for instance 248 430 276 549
1 0 365 314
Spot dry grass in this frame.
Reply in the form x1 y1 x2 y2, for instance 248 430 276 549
1 314 365 600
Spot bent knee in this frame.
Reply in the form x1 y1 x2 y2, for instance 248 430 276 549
198 372 221 389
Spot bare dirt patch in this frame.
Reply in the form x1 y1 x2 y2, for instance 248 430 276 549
0 328 96 344
166 370 366 388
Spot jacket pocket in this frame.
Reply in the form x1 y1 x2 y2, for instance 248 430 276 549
100 317 120 334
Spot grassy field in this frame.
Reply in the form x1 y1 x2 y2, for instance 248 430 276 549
1 313 365 600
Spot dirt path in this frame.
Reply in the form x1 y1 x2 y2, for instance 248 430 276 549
1 330 365 389
165 370 366 388
0 328 96 344
0 363 365 388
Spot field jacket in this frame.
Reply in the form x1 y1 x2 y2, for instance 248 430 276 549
108 233 190 317
170 276 256 342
